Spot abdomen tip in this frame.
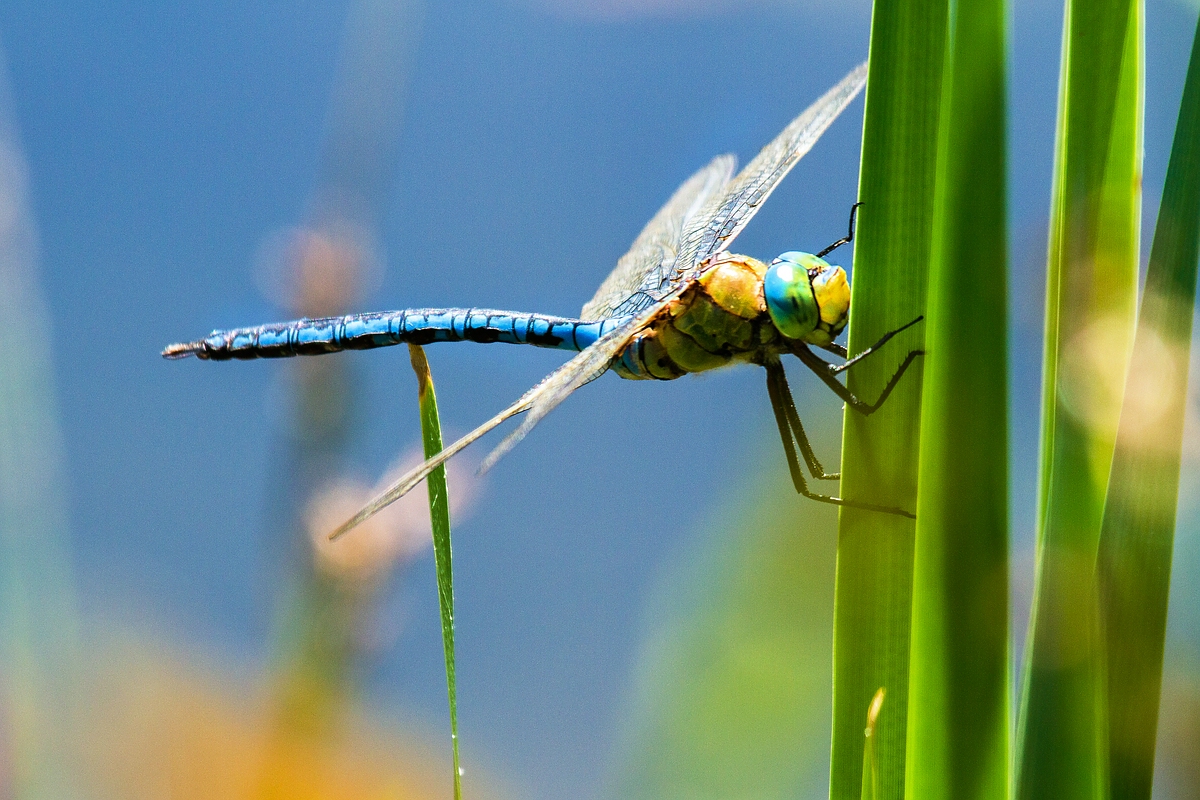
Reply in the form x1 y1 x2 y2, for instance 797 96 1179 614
162 342 198 359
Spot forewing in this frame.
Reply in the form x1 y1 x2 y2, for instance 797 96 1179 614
330 296 676 541
669 62 868 288
581 154 735 321
479 293 674 471
329 66 867 541
329 394 529 540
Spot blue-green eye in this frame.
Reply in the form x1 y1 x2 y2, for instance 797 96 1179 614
764 252 826 339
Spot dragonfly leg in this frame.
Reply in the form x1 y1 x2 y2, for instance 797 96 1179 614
792 343 924 417
765 359 838 480
826 316 925 375
765 362 915 519
815 201 863 259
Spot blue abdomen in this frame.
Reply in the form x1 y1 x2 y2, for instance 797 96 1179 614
164 308 630 361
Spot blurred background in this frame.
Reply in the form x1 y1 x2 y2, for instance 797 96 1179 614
0 0 1198 797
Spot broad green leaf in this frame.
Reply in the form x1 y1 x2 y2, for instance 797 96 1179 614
831 1 946 797
1017 1 1143 798
409 344 461 800
1097 13 1200 800
904 0 1009 797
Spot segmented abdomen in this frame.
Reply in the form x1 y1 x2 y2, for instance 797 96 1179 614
163 308 630 361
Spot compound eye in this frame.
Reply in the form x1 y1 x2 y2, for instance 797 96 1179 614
764 255 820 340
811 264 850 332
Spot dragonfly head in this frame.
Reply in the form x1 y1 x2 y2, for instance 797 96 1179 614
764 251 850 346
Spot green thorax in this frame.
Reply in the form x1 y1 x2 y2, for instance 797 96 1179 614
614 255 783 380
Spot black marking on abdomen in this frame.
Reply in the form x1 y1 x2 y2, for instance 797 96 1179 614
464 321 503 343
402 329 438 345
525 327 565 348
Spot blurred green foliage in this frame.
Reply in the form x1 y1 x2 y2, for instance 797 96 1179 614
608 464 839 799
1097 12 1200 800
1018 1 1143 798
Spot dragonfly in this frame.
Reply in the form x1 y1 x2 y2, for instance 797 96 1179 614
164 62 923 539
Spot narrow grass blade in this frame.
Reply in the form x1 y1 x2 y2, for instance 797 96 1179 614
408 344 461 799
1096 14 1200 800
831 1 947 797
904 0 1009 797
1016 2 1143 798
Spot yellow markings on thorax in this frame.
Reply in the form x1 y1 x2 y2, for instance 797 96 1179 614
634 255 780 379
697 256 768 319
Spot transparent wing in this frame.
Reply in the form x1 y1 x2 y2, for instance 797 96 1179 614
659 62 868 304
329 64 868 541
581 153 735 321
329 295 675 541
478 289 680 471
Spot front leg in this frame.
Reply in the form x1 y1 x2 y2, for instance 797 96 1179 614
816 316 924 374
793 342 924 417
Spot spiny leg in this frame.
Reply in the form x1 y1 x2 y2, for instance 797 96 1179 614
816 201 863 259
793 343 924 417
765 359 838 480
764 363 915 519
828 316 924 374
815 316 924 369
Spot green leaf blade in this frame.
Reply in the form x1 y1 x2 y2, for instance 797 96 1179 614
903 0 1010 797
830 2 947 797
408 344 461 800
1097 13 1200 800
1017 1 1143 798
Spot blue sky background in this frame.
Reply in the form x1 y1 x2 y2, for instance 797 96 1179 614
2 0 1199 797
